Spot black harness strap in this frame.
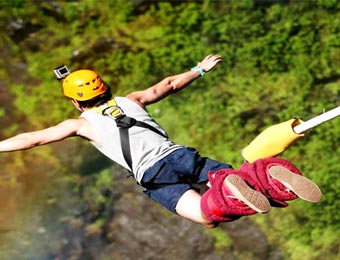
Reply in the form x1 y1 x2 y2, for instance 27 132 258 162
134 120 168 138
98 100 168 177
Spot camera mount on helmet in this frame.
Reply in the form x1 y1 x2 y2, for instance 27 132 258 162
54 65 71 80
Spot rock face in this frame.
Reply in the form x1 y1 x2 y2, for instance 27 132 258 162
111 175 280 260
60 167 283 260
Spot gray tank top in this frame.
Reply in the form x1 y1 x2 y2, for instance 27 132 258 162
80 96 182 183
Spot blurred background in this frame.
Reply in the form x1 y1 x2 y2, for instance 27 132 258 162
0 0 339 259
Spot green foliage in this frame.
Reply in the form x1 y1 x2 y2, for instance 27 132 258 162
205 227 232 254
1 0 339 259
81 168 115 217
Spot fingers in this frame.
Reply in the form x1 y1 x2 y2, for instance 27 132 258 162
199 54 223 72
205 54 223 62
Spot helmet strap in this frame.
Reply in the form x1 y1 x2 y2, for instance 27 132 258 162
71 99 85 112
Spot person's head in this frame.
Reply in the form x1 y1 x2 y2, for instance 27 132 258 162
62 69 112 110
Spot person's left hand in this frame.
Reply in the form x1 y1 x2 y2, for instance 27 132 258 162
197 54 223 72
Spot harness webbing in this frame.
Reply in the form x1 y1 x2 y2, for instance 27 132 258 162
91 98 168 176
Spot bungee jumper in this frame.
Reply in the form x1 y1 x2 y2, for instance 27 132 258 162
0 54 324 228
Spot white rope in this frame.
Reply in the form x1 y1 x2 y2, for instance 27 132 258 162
293 106 340 134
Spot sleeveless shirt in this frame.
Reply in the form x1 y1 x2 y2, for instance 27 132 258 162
80 96 182 183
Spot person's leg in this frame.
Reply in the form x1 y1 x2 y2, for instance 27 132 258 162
142 148 272 226
176 171 271 227
199 171 270 223
175 189 217 228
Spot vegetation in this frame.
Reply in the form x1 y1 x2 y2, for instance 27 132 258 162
0 0 339 259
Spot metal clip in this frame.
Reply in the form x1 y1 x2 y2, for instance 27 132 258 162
102 105 125 120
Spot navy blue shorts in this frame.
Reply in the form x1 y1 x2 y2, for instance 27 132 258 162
140 147 232 214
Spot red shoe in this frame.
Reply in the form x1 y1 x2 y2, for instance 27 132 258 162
269 166 322 202
224 174 271 213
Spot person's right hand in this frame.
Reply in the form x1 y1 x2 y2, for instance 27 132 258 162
197 54 223 73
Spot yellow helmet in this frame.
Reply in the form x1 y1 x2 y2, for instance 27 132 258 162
62 70 107 101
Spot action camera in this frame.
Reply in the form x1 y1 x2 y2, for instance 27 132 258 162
54 65 71 80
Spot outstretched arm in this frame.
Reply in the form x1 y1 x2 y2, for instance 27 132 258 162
127 54 222 107
0 119 87 152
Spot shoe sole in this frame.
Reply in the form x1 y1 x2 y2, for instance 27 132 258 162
224 174 270 213
269 166 322 203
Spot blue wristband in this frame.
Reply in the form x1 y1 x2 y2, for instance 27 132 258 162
191 66 205 76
